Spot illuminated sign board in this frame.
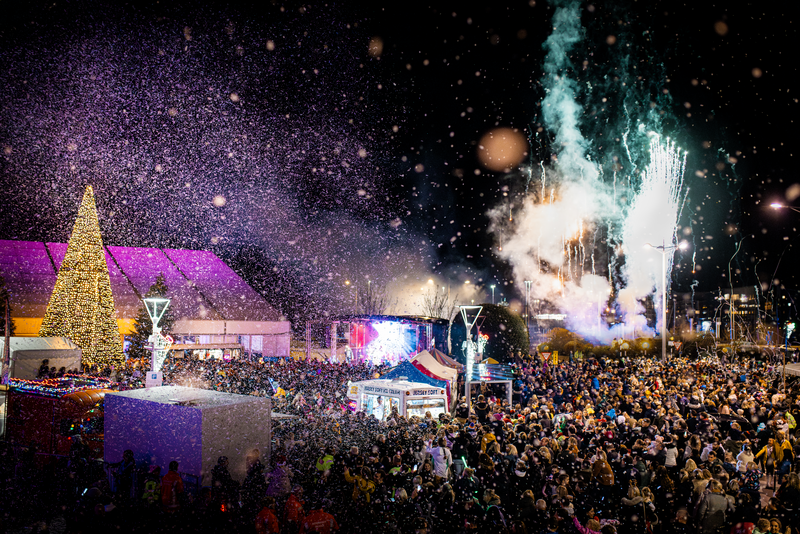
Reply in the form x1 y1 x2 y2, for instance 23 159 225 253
411 389 443 396
361 385 444 397
363 385 404 396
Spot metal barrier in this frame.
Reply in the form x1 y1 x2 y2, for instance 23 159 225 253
0 442 201 504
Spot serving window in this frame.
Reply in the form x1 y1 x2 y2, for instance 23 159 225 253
361 394 400 420
406 398 446 419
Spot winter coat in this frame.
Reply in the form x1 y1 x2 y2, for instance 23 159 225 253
161 470 184 511
696 492 731 534
620 496 655 534
665 446 679 467
573 516 601 534
591 459 615 486
266 464 292 499
426 443 453 478
755 444 782 467
343 470 375 503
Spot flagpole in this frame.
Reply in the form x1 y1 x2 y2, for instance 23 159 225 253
2 294 11 385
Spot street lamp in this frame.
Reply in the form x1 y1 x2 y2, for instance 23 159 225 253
770 203 800 214
771 203 800 390
646 240 688 361
524 280 532 349
490 285 496 305
784 322 796 393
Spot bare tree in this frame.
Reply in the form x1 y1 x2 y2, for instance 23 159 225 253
360 282 396 315
421 288 448 319
421 288 461 321
420 287 461 353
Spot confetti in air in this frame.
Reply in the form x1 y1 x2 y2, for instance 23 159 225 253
0 4 426 325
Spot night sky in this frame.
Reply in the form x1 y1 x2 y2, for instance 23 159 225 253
0 0 795 325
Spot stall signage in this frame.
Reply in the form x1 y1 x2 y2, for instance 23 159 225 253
363 385 403 396
411 389 443 396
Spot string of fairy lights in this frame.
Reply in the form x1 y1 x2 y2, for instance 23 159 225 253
38 185 125 368
9 374 115 398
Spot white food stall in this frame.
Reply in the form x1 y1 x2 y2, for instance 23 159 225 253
347 379 449 420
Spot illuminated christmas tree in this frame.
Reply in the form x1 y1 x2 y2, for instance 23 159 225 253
39 185 124 367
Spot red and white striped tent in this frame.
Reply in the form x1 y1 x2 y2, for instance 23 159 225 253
428 347 464 372
411 350 458 408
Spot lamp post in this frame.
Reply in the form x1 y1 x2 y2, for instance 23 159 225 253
646 241 688 361
2 292 11 386
524 280 532 349
490 285 496 305
770 202 800 214
784 322 795 393
143 297 171 387
771 203 800 389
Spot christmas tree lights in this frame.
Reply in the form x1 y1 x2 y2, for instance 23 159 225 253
39 186 124 367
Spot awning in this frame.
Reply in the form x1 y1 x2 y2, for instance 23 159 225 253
411 351 458 381
381 361 446 389
429 347 464 371
785 363 800 377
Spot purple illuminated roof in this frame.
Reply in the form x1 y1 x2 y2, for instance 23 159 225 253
0 240 280 321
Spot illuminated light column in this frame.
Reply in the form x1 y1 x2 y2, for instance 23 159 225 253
331 321 339 364
143 297 171 387
460 305 482 408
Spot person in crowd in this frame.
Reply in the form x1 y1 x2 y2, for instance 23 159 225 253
211 455 238 510
754 518 774 534
695 479 732 534
6 351 799 534
425 436 453 485
255 496 280 534
114 449 136 503
161 460 184 513
755 437 783 489
736 444 755 473
141 465 161 507
284 485 305 534
37 359 50 378
302 500 340 533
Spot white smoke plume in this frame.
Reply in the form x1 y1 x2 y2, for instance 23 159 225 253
489 0 686 344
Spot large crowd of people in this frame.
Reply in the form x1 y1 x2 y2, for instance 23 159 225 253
3 351 800 534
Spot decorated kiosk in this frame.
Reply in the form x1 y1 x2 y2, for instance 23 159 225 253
464 363 515 409
346 378 449 420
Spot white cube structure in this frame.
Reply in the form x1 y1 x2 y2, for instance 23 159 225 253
104 386 271 484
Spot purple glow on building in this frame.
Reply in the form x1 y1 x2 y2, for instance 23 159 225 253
0 240 280 322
